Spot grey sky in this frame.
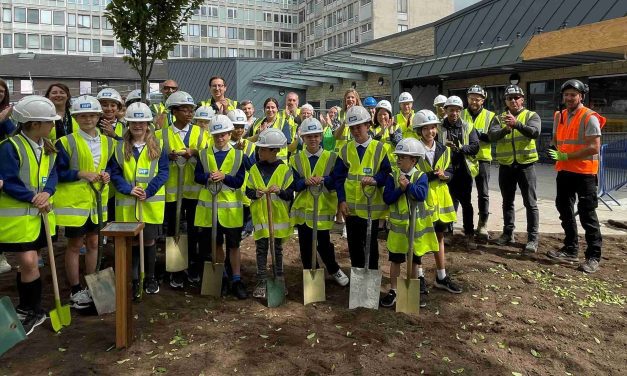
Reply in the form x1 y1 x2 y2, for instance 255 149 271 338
455 0 482 11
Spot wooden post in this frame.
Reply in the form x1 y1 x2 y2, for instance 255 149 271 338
101 222 144 349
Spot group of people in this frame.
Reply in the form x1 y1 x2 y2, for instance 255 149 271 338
0 75 605 336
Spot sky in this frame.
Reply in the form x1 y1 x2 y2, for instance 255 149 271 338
454 0 482 11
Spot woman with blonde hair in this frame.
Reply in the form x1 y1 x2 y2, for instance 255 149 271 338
333 89 362 153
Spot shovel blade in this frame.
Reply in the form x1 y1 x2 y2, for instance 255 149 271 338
49 299 71 332
266 277 285 308
0 296 27 356
85 267 116 315
303 269 326 305
395 277 421 314
165 235 188 272
200 262 224 297
348 267 382 310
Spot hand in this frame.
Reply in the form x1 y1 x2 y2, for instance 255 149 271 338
180 148 194 159
435 168 448 181
130 186 146 200
398 175 410 191
256 189 265 198
79 171 101 182
444 140 458 152
210 171 225 182
548 149 568 161
215 101 226 114
339 201 349 218
31 192 51 210
503 112 517 128
100 118 116 137
0 179 3 190
234 140 245 150
155 113 167 130
306 176 323 186
0 105 12 122
168 152 180 161
267 185 280 194
100 172 110 184
361 176 376 187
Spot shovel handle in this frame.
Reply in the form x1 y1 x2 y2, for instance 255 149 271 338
265 191 277 278
138 200 145 278
362 184 375 269
406 194 418 280
42 213 62 305
210 181 220 264
89 181 105 271
309 186 320 270
174 160 186 238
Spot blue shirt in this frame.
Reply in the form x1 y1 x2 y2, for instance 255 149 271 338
109 145 169 198
194 148 246 189
292 150 336 193
333 142 392 203
245 160 294 201
383 170 428 205
0 118 16 141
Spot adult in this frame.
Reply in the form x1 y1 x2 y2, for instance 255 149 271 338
439 96 480 249
320 105 340 152
547 79 605 273
279 92 301 133
44 83 77 141
363 96 377 121
489 85 540 254
200 76 238 115
153 79 179 129
462 85 499 238
248 97 292 162
433 95 447 121
239 100 256 136
0 79 16 141
396 92 416 138
333 89 362 153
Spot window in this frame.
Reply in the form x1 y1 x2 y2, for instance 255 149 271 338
191 45 200 58
181 45 188 57
3 34 12 48
41 35 52 50
102 39 114 54
263 30 272 42
238 28 245 40
170 44 181 57
14 7 26 23
227 27 237 39
78 15 90 28
21 80 34 95
102 18 112 30
14 33 26 48
360 23 371 33
27 9 39 24
68 37 76 51
4 79 13 94
210 47 219 57
228 48 237 57
201 46 207 58
92 16 100 29
360 0 372 5
246 28 254 41
41 10 52 24
398 24 408 32
209 26 218 38
27 34 39 49
264 12 272 22
68 14 76 27
189 24 200 36
2 8 11 22
78 38 91 52
589 75 627 133
53 36 65 51
227 8 237 19
397 0 408 13
92 39 100 53
79 81 91 95
53 11 65 26
207 6 218 17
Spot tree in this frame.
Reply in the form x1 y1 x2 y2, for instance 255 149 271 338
105 0 203 103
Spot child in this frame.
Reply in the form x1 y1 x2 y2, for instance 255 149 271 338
289 118 349 286
155 91 208 288
55 95 114 310
194 115 248 299
413 110 463 294
0 95 58 334
245 128 294 299
193 105 216 135
0 176 11 274
380 138 438 308
110 102 169 297
96 87 125 140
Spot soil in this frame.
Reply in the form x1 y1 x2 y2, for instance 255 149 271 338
1 229 626 376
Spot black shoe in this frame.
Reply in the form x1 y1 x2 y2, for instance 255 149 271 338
231 280 248 299
186 268 201 285
547 247 578 263
132 280 140 301
221 277 230 297
20 309 47 336
419 276 428 295
434 275 463 294
170 272 185 289
380 289 397 308
420 292 427 308
145 278 160 294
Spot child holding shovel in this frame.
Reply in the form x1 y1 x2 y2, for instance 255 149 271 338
380 138 438 308
55 95 114 311
0 95 58 334
194 115 248 299
110 102 169 298
413 110 463 296
245 128 294 299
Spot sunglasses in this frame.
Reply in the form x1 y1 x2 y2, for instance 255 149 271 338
506 96 522 101
163 86 178 91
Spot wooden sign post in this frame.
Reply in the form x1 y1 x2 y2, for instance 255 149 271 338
101 221 144 349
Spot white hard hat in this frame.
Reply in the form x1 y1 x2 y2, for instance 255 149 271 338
70 95 103 115
125 102 153 122
375 100 392 114
13 95 61 123
399 92 414 103
412 109 440 129
226 109 247 125
345 105 372 127
194 106 216 121
300 103 314 113
97 87 123 106
467 85 487 98
394 137 426 158
125 89 142 105
299 118 323 136
444 96 464 109
256 128 287 148
433 95 447 107
210 114 235 135
165 91 195 109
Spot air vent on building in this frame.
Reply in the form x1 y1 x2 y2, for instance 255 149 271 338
18 53 36 59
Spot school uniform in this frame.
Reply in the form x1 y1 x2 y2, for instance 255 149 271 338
49 110 79 141
250 117 293 162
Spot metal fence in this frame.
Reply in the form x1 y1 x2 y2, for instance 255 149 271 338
598 139 627 210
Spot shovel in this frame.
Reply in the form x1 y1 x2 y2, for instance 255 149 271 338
42 212 71 332
85 181 116 315
137 200 145 300
0 296 26 356
396 194 420 314
165 157 188 272
303 183 325 305
349 185 382 310
201 182 225 297
266 191 285 307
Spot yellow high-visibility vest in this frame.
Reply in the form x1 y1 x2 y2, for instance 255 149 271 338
248 163 293 240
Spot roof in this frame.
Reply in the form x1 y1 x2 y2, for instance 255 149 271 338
0 53 168 81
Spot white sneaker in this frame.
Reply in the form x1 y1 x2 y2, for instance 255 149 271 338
70 288 93 309
332 269 349 286
341 226 347 239
0 254 11 274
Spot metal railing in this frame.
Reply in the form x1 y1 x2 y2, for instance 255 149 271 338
598 139 627 210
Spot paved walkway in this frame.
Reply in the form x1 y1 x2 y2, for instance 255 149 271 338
458 163 627 236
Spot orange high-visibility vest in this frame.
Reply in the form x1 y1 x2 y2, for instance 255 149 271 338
554 106 606 175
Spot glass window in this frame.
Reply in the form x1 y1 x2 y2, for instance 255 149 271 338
189 24 200 36
208 6 218 17
92 39 100 53
246 28 254 40
27 9 39 24
589 75 627 133
2 8 11 23
210 47 219 57
92 16 100 29
29 34 40 47
68 14 76 27
79 81 91 95
228 27 237 39
170 44 180 57
181 44 188 57
397 0 407 13
228 48 237 57
209 26 218 38
14 33 26 48
41 10 52 24
78 15 90 28
14 7 26 23
68 37 76 51
53 36 65 51
238 28 245 40
227 8 237 19
191 45 200 58
103 18 112 30
397 24 408 32
53 11 65 26
41 35 52 50
21 80 33 95
3 34 12 48
78 38 90 51
201 46 207 58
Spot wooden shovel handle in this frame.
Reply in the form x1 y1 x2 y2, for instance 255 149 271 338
42 213 62 304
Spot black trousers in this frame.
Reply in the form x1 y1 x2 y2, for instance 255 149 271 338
296 224 340 274
475 160 491 219
555 171 602 260
345 215 379 269
448 167 474 235
498 163 539 241
164 199 199 266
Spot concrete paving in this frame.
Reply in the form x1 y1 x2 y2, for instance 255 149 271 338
457 162 627 236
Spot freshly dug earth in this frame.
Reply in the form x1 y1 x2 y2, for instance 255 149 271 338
1 230 626 375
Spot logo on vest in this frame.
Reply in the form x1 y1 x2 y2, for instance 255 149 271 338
363 167 372 174
138 168 149 175
41 177 48 184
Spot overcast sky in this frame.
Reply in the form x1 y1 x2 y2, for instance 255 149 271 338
455 0 482 10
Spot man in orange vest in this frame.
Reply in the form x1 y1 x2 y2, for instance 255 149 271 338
547 79 606 273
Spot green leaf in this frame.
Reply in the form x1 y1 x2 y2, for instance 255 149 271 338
58 347 67 352
452 369 465 374
531 349 541 358
155 367 167 373
442 356 451 363
307 333 316 340
512 373 523 376
259 334 269 339
387 352 395 358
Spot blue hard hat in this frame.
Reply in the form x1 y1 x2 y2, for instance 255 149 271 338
363 96 377 107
